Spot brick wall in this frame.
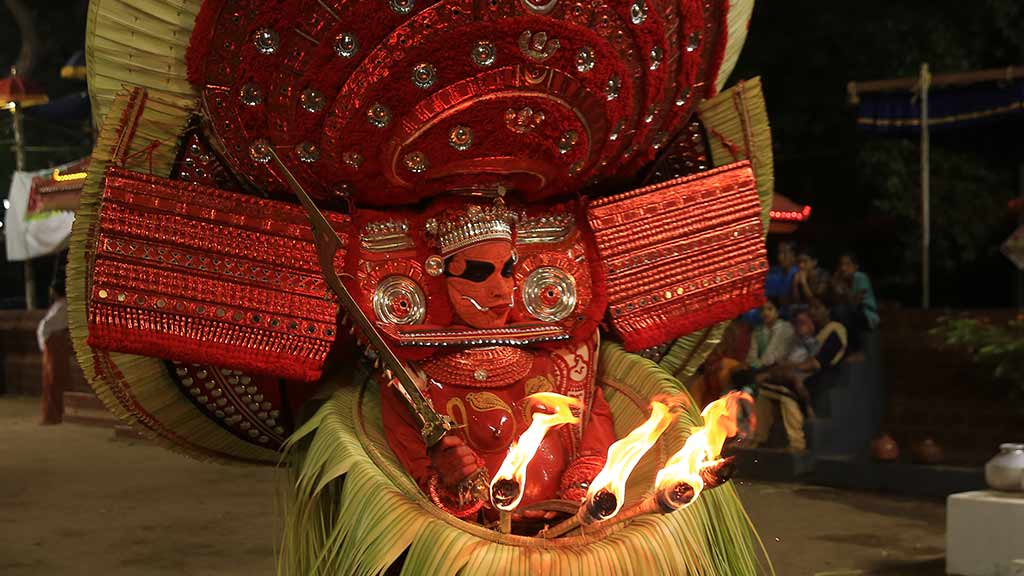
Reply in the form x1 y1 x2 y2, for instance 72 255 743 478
881 309 1022 466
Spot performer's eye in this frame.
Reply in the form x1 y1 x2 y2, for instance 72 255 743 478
445 259 496 282
501 257 515 278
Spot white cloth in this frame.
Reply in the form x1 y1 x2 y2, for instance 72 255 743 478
746 320 795 369
36 298 68 352
4 167 76 261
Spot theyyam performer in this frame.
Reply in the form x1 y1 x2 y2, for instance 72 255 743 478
70 0 778 573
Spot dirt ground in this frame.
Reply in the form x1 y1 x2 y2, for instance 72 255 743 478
0 396 946 576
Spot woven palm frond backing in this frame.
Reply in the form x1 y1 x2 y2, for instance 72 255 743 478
280 342 772 576
660 76 775 381
67 0 279 463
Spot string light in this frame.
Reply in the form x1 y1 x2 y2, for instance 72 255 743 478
52 168 88 182
769 205 812 222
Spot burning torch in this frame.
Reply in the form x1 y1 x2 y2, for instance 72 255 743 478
489 393 581 532
541 392 750 538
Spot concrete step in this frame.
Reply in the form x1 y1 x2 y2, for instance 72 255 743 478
812 454 985 498
732 447 816 481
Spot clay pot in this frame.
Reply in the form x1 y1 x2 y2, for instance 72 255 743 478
871 434 900 462
911 437 944 465
985 443 1024 492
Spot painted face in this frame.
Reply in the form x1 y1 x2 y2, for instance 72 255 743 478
445 240 515 328
761 300 779 325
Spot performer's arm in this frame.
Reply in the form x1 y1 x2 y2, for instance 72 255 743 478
379 383 434 490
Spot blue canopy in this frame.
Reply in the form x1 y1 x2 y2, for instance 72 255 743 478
856 79 1024 134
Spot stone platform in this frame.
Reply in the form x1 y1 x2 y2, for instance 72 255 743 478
947 490 1024 576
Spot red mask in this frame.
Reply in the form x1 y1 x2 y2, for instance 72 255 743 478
445 240 515 329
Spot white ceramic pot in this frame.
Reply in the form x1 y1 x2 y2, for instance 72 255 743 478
985 443 1024 492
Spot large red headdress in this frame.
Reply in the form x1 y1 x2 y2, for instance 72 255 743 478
186 0 738 207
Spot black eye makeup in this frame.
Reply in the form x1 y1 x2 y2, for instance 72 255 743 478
444 257 517 283
445 259 495 282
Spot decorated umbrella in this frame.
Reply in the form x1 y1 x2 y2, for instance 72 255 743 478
60 50 88 81
1 66 50 309
27 158 90 216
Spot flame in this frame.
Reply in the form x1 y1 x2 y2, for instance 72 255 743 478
490 392 581 511
585 401 678 519
655 391 751 506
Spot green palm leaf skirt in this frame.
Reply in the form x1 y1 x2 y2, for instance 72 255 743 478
280 342 772 575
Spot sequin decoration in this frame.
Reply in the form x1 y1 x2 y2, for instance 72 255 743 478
557 131 578 154
630 1 648 24
650 46 663 70
253 28 279 54
300 89 325 113
575 46 595 73
342 151 364 168
519 31 560 62
372 276 426 325
296 141 321 163
449 125 474 151
334 32 358 57
425 255 444 277
609 120 623 141
605 76 621 101
471 41 497 67
239 83 262 106
675 86 692 107
523 267 577 322
411 63 437 89
686 31 701 53
645 104 659 124
521 0 559 14
249 139 272 163
389 0 414 15
403 151 429 173
367 103 391 128
505 107 545 133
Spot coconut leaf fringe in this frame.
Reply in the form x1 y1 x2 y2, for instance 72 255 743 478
279 343 773 575
698 77 775 233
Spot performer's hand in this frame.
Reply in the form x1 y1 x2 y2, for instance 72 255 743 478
429 434 481 489
514 509 558 521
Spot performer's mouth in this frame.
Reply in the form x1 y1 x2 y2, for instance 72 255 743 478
461 296 513 312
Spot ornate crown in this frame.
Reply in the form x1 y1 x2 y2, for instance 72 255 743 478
425 198 518 257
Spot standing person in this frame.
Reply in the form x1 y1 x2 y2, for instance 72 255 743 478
830 252 878 351
791 248 830 307
745 299 795 370
37 253 70 425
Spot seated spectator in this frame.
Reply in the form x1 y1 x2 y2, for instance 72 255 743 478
764 241 798 311
690 320 749 410
745 298 795 371
791 248 830 307
830 252 878 351
751 301 848 452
